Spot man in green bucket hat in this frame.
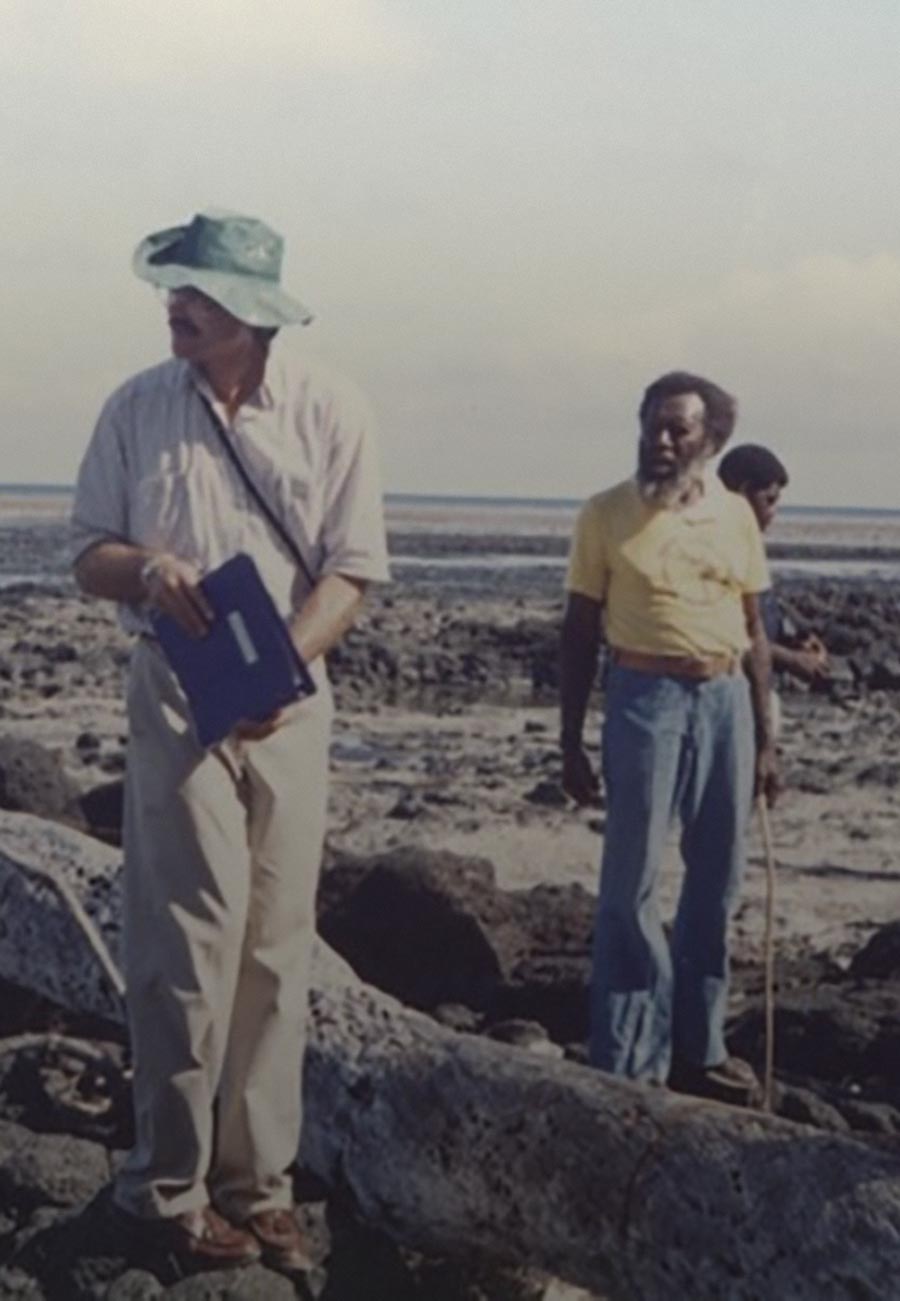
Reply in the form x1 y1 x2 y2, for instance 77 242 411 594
72 209 390 1273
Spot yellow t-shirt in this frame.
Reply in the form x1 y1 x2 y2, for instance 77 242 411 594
565 475 769 657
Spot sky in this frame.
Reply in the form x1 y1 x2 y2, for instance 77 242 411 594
3 0 900 505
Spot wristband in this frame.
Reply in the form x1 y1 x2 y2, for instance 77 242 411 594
139 554 167 601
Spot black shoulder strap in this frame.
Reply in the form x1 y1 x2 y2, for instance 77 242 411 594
197 392 317 590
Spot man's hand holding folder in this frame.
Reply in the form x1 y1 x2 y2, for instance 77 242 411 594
142 553 216 639
147 552 316 747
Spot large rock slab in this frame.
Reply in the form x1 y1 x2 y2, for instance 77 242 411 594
300 995 900 1299
0 812 124 1021
2 811 900 1299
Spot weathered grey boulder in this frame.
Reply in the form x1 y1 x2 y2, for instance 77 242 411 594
105 1272 164 1301
2 811 900 1300
0 812 124 1019
0 1118 109 1215
161 1265 300 1299
0 737 83 824
0 1266 46 1299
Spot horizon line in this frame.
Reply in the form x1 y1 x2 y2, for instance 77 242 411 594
2 482 900 516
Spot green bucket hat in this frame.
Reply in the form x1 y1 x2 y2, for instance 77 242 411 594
132 209 313 328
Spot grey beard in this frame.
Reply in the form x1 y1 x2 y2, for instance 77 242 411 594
636 459 707 510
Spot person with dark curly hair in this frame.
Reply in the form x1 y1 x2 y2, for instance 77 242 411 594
718 443 829 691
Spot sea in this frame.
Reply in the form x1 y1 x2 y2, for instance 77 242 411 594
2 485 900 585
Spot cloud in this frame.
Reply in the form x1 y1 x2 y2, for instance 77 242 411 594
561 252 900 399
533 252 900 501
3 0 425 84
363 251 900 499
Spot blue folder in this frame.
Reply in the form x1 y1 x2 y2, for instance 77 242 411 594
151 552 316 747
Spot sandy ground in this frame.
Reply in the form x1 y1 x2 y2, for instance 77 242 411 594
3 628 895 970
1 490 898 976
323 694 900 963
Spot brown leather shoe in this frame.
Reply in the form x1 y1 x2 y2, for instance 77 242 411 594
152 1207 262 1270
245 1208 311 1273
669 1055 761 1106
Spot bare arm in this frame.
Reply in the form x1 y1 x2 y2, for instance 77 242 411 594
233 573 367 740
772 635 829 684
559 592 603 805
743 593 779 806
74 541 213 637
288 572 367 665
78 544 366 738
231 574 365 741
74 541 153 605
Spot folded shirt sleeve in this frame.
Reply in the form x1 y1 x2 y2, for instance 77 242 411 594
70 391 131 565
319 383 391 584
565 497 609 602
738 497 771 595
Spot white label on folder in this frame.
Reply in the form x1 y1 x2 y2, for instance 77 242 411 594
227 611 259 665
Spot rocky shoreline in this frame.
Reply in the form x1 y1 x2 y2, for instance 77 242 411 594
0 516 898 1297
4 567 900 720
0 834 897 1299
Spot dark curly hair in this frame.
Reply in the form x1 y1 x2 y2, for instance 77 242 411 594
718 443 788 493
639 371 738 451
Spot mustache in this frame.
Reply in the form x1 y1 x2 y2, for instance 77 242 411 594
167 314 200 335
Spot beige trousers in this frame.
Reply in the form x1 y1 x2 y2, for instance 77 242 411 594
114 638 332 1221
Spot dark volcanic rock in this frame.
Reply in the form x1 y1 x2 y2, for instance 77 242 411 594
78 779 125 847
386 793 425 821
318 850 595 1042
522 779 567 807
868 657 900 690
0 1265 47 1298
729 984 900 1104
318 849 510 1010
835 1099 900 1135
774 1083 851 1132
105 1272 164 1299
325 1201 554 1301
7 1191 307 1300
849 920 900 981
0 738 83 825
327 609 561 708
775 576 900 695
0 1034 132 1146
486 953 591 1045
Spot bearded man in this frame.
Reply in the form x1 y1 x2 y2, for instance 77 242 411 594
560 371 777 1102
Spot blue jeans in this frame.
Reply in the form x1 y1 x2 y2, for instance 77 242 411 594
590 665 755 1083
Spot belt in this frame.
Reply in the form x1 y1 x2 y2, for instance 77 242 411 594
610 647 740 680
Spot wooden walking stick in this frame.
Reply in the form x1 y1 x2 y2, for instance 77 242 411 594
756 794 777 1112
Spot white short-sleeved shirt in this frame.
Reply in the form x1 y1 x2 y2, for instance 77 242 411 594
72 337 391 634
